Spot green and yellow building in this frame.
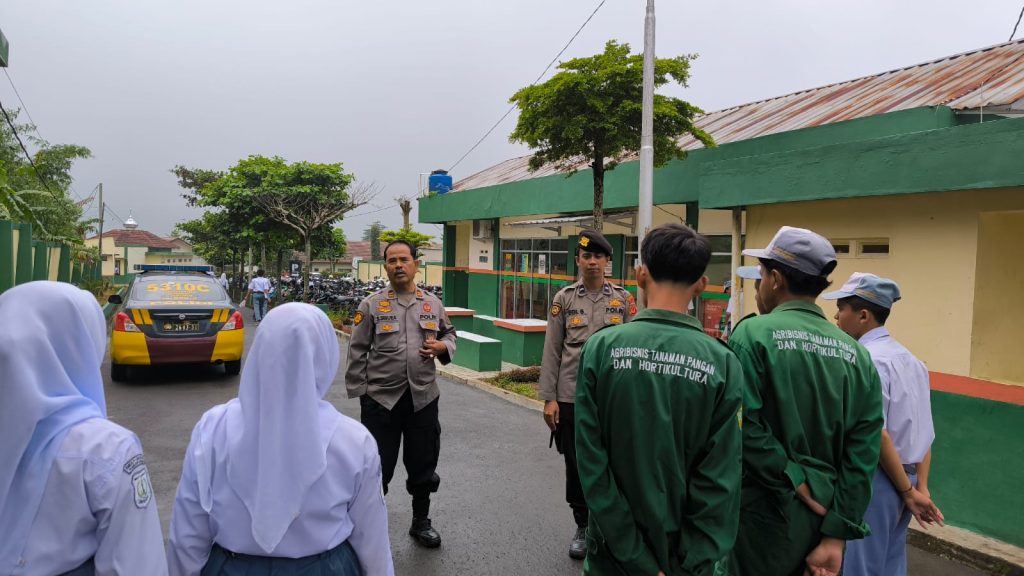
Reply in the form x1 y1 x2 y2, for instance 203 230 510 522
420 40 1024 549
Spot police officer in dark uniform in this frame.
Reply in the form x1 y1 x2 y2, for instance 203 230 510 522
345 240 457 548
539 230 635 560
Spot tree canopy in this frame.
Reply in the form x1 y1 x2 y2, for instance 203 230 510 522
509 40 714 231
379 228 433 250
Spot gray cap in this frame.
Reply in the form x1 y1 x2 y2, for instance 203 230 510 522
736 265 762 280
742 226 837 277
821 272 902 309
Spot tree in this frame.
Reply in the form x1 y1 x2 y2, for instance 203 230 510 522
0 109 92 242
363 220 384 261
509 40 714 231
396 196 413 230
379 228 433 250
240 156 375 289
313 227 347 274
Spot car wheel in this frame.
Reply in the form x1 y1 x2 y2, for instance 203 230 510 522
224 360 241 376
111 362 129 382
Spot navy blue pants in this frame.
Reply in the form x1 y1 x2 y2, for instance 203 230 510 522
201 541 361 576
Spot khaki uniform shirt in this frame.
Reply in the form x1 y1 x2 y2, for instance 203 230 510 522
345 288 457 412
538 281 635 403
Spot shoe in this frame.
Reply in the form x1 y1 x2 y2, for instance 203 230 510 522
569 526 587 559
409 517 441 548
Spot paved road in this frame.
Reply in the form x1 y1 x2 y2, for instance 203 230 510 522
100 308 988 575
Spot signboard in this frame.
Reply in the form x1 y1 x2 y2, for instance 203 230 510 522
701 296 729 340
537 254 547 275
289 260 302 277
0 28 9 68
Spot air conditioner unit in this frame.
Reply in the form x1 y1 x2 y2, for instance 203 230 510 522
472 219 493 239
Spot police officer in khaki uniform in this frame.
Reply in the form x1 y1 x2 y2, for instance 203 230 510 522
539 230 635 560
345 240 457 548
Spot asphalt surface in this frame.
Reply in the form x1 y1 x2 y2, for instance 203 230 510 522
100 307 990 575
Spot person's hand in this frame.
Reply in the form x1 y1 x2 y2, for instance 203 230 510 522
803 536 843 576
418 339 446 360
543 401 560 431
796 482 828 517
901 487 945 529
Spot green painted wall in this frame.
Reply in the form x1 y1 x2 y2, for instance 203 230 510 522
0 220 13 292
31 241 48 281
419 107 967 223
700 115 1024 208
929 392 1024 547
467 272 499 317
56 244 71 282
15 224 33 284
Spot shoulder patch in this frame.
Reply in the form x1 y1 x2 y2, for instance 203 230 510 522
131 468 153 509
122 453 145 475
550 303 561 317
354 311 365 326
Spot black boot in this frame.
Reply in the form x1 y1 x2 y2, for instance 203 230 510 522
569 525 587 559
409 517 442 548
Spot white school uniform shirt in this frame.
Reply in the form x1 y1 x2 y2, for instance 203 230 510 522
860 327 935 465
247 276 272 294
167 303 394 576
19 419 167 576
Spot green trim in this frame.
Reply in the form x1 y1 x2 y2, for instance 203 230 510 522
0 220 13 292
15 223 33 285
0 27 8 68
930 391 1024 547
418 107 967 223
56 244 71 282
31 241 48 281
700 115 1024 208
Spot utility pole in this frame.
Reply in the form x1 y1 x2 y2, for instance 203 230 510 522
636 0 656 307
97 183 104 280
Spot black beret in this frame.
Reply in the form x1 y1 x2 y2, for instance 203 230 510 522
578 230 613 256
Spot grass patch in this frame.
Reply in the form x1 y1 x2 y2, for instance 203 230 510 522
486 366 541 400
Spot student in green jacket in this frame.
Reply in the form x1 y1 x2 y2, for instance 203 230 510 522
729 226 884 576
575 223 744 576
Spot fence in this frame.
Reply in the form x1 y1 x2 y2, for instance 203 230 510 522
0 219 99 295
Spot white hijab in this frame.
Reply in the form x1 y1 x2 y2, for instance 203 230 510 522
0 282 107 568
221 303 342 553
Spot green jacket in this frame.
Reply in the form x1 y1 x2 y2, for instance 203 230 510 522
729 300 883 540
576 309 743 576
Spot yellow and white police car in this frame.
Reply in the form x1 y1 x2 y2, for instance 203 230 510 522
107 265 244 381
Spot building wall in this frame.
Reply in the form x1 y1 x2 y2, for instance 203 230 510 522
740 187 1024 381
971 210 1024 384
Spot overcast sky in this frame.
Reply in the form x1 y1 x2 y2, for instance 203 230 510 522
2 0 1021 239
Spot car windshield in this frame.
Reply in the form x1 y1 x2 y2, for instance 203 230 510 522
132 276 226 305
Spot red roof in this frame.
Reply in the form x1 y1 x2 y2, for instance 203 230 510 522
344 241 372 261
94 229 178 249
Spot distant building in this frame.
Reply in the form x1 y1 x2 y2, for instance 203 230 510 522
85 214 208 278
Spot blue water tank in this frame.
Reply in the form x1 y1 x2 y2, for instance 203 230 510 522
428 169 453 194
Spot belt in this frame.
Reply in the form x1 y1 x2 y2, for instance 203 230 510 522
903 463 918 475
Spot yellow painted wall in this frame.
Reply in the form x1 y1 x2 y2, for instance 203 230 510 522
740 187 1024 381
455 222 471 268
356 261 440 286
47 246 61 281
970 210 1024 384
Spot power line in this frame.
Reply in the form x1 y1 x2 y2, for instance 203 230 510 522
2 70 90 203
0 97 61 199
346 204 393 219
446 0 607 173
1011 4 1024 41
3 69 43 141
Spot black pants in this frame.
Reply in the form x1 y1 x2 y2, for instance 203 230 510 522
360 390 441 518
558 401 588 528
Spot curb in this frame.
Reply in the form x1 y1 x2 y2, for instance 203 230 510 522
908 525 1024 575
335 328 543 413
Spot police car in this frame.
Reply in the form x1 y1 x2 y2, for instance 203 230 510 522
107 265 244 381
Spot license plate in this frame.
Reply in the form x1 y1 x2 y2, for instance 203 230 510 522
163 321 199 332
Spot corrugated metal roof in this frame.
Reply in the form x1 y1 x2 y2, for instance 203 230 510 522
454 39 1024 192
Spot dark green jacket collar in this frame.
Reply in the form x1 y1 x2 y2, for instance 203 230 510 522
773 299 827 319
633 308 704 331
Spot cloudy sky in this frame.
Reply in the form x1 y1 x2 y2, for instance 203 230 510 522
2 0 1021 239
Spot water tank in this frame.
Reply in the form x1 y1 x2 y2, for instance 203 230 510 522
428 169 453 194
